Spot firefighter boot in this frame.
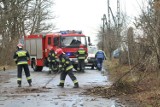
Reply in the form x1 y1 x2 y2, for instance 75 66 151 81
28 79 32 87
48 70 51 74
17 81 21 87
73 83 79 88
81 67 85 73
18 84 21 87
29 83 32 87
77 67 80 72
57 83 64 88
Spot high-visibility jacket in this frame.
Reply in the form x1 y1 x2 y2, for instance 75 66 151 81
48 50 57 62
13 48 30 65
76 48 87 59
59 54 73 71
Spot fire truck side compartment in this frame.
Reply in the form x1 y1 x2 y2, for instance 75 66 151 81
26 38 43 59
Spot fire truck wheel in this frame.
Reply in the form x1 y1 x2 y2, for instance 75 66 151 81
32 60 43 71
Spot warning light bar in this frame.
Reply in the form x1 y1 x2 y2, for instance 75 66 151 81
59 30 82 34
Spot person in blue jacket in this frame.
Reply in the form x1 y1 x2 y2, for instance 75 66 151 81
95 50 107 71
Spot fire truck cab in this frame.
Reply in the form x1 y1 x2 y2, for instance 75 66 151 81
24 30 89 71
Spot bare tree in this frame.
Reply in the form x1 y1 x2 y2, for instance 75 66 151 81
0 0 55 65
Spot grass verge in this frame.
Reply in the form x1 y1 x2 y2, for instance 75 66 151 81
85 58 160 107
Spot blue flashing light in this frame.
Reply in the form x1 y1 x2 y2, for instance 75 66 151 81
59 30 82 34
66 52 71 56
60 31 67 34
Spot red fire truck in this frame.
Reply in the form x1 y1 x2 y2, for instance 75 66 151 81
24 30 90 71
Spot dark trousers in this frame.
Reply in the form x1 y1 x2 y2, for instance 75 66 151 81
17 64 32 84
96 58 104 71
78 59 85 71
60 69 77 84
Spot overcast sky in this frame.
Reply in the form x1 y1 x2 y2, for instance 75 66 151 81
53 0 145 44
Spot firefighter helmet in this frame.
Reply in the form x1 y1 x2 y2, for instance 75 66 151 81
79 44 84 49
55 48 64 56
50 47 54 51
17 43 23 48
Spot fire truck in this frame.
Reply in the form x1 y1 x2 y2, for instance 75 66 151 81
24 30 90 71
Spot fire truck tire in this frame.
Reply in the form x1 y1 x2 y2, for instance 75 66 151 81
33 65 43 71
31 60 43 71
37 66 43 71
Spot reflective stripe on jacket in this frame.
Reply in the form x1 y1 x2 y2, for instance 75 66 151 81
59 54 73 71
76 49 86 59
13 49 30 65
48 50 56 62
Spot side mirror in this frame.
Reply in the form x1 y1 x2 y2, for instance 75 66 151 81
88 37 92 46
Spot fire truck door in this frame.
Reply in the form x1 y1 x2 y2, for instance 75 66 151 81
45 37 52 57
53 37 59 47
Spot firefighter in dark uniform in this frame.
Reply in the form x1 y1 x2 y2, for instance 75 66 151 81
76 44 87 72
55 48 79 88
13 43 32 87
48 48 58 74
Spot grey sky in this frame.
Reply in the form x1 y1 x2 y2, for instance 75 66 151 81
53 0 145 43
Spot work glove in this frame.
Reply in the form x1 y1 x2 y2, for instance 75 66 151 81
59 65 64 71
59 64 62 68
48 58 51 62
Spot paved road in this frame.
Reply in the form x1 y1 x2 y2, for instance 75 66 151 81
0 67 125 107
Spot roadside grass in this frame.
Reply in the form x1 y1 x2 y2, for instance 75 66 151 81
85 58 160 107
106 58 160 107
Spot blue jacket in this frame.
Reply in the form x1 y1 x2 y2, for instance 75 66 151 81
95 50 106 60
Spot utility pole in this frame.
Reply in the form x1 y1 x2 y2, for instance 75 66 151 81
117 0 120 45
117 0 120 28
147 0 153 16
107 0 112 59
101 14 106 51
107 0 110 29
100 0 121 59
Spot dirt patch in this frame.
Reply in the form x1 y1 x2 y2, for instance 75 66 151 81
83 83 146 106
84 81 143 98
83 59 160 107
0 74 15 83
1 87 51 95
0 66 16 83
15 87 50 93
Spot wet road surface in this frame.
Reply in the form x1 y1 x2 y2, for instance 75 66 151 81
0 67 125 107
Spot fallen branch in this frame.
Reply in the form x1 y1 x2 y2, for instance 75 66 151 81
112 51 148 87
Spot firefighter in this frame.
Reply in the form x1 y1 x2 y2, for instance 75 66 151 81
13 43 32 87
95 50 107 71
75 44 87 72
55 48 79 88
48 48 58 74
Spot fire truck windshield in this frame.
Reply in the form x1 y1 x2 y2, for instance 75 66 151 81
60 36 87 48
